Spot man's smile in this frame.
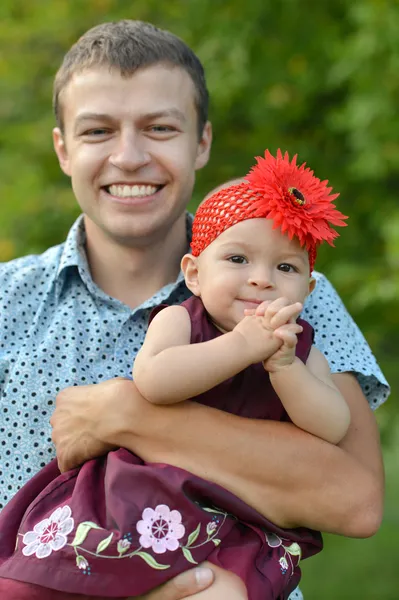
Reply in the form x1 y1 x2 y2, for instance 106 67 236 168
104 183 164 198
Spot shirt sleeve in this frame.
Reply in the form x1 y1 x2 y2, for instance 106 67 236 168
302 272 390 410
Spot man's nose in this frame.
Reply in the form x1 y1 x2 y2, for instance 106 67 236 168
109 130 151 171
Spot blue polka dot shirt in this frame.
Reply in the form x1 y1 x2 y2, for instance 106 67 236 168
0 215 389 512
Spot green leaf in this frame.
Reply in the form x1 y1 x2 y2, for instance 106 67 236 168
212 538 221 546
201 507 226 515
70 521 103 547
182 547 198 564
186 523 201 547
136 551 170 570
96 533 113 554
284 542 302 558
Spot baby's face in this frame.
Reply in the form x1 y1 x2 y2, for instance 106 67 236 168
194 218 313 331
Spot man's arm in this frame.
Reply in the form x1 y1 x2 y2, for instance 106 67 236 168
51 372 384 538
124 373 383 537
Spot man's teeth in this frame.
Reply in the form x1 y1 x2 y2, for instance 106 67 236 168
108 184 159 198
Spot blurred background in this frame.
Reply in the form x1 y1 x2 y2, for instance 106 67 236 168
0 0 397 597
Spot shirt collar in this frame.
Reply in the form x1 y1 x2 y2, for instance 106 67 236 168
55 213 193 306
56 215 88 278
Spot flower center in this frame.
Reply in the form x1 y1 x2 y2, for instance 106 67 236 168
288 187 306 206
151 518 169 539
40 522 58 543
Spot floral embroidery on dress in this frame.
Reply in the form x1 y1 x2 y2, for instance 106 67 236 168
22 505 74 559
137 504 185 554
76 555 89 570
18 503 229 576
265 532 302 576
265 532 282 548
279 556 289 574
117 538 131 554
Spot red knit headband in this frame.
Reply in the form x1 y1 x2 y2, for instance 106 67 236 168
191 149 348 273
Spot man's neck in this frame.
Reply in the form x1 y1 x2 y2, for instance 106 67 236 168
84 217 189 309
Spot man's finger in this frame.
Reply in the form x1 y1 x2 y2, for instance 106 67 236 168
140 566 214 599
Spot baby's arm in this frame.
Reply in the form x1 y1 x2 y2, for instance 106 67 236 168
133 305 276 405
268 346 351 444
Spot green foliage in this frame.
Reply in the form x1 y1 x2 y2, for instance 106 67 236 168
2 0 396 412
0 0 398 595
302 429 399 599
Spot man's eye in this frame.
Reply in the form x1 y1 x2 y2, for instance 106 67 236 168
278 263 297 273
84 129 109 136
149 125 175 133
228 256 247 264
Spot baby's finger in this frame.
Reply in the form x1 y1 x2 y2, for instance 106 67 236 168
262 298 290 322
254 300 271 316
269 303 303 329
244 308 257 316
274 322 302 338
277 322 303 335
264 297 290 315
273 328 298 348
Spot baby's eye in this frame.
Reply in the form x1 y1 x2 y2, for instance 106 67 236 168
228 256 248 264
278 263 297 273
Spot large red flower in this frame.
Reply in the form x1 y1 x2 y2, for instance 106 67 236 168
245 149 348 251
191 149 348 271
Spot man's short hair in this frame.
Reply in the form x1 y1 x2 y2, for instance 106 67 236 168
53 20 209 138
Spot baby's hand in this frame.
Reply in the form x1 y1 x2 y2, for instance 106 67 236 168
263 324 301 372
248 297 303 329
233 314 282 364
234 299 303 364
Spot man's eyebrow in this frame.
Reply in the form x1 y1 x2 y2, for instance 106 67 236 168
143 109 186 123
74 108 187 127
74 113 114 127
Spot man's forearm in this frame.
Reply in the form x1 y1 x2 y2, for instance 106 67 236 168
108 376 383 538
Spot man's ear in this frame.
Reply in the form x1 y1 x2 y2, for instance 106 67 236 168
181 254 201 296
308 277 316 295
194 121 212 172
53 128 71 176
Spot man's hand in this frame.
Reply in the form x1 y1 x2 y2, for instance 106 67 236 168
134 566 214 600
50 378 131 472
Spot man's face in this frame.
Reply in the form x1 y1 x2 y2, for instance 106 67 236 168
53 64 211 247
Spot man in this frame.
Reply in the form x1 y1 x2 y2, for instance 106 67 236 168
0 20 388 600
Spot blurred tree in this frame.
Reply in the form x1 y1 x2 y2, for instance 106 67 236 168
0 0 397 417
1 1 398 597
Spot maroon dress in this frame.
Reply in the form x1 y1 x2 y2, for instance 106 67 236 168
0 296 322 600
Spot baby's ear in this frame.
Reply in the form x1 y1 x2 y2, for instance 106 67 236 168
181 254 201 296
